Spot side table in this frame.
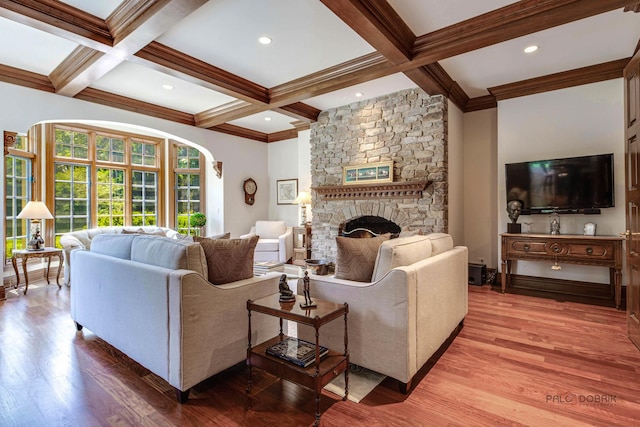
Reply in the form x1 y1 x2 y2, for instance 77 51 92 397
247 294 348 426
11 248 63 295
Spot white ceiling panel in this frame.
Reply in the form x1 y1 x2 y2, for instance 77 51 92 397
305 73 417 111
90 62 237 114
441 9 640 97
228 110 296 134
58 0 122 19
156 0 375 87
0 16 78 75
389 0 517 35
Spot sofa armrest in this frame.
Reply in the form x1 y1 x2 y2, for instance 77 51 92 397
60 234 88 286
298 270 416 382
167 271 280 390
277 226 294 263
239 226 256 239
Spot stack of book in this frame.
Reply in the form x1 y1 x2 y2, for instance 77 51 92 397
266 337 329 368
253 261 285 275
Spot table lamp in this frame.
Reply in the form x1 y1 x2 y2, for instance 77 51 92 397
17 201 54 251
293 191 312 226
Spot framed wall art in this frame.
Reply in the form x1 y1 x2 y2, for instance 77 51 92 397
277 178 298 204
342 161 393 185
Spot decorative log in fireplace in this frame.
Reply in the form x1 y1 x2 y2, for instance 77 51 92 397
312 180 430 200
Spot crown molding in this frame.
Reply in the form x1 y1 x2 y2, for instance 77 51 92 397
0 64 54 92
489 58 629 101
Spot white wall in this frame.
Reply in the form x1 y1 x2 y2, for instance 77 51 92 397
267 138 299 226
447 100 464 246
463 108 498 268
0 82 271 240
497 79 625 284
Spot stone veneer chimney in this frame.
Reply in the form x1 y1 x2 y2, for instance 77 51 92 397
310 88 448 262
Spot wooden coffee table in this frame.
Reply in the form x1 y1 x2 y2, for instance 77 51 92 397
11 247 63 295
247 294 348 426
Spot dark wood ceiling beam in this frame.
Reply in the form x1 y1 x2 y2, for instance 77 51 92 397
270 52 395 106
209 123 268 142
410 0 640 67
624 2 640 12
134 42 269 104
320 0 414 64
50 0 206 96
0 0 113 49
195 100 268 128
465 95 497 112
275 102 321 122
267 128 299 143
75 87 195 125
403 64 469 110
488 58 629 101
0 63 54 92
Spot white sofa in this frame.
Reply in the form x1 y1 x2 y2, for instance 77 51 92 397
70 233 280 402
60 226 181 286
240 220 293 263
297 233 468 393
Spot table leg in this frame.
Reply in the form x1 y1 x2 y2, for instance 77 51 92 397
11 255 20 289
55 253 63 288
614 267 622 310
501 260 507 293
21 256 29 295
46 255 52 284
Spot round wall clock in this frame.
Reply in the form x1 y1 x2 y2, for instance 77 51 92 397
243 178 257 205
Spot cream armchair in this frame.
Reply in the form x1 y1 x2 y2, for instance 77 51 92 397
240 220 293 263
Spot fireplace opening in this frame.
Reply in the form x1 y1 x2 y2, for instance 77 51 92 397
340 215 401 238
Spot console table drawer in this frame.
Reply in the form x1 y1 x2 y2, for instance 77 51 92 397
509 240 547 255
566 243 614 260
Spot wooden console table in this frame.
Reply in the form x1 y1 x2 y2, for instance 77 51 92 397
501 233 624 308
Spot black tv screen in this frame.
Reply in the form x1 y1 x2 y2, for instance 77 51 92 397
505 154 614 214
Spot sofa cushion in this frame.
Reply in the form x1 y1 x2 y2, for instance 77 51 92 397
334 234 391 282
255 221 286 239
371 235 433 282
428 233 454 256
131 235 208 277
90 234 138 260
198 236 259 284
254 238 279 252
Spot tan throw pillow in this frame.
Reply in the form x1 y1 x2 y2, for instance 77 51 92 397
122 228 166 236
198 236 259 284
335 234 391 282
193 232 230 241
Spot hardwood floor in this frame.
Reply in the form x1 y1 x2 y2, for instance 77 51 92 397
1 279 639 426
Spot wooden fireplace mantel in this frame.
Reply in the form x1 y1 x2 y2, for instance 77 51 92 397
312 180 430 200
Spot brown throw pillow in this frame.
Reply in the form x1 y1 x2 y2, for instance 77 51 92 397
198 236 259 284
335 234 391 282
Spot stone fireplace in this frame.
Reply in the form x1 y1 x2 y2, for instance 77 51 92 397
309 88 448 262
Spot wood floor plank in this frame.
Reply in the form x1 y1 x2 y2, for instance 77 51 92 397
1 282 640 426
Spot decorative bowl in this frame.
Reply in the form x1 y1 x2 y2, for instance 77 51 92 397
304 259 332 275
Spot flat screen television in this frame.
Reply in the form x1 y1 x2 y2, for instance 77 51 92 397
505 153 614 214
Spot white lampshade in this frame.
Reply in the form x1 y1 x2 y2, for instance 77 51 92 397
17 201 54 220
293 191 312 205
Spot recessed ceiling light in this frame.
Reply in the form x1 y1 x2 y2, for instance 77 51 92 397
264 117 272 121
162 84 174 90
355 92 363 98
524 45 538 53
258 36 272 45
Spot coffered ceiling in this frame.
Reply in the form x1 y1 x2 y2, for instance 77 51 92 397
0 0 639 142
